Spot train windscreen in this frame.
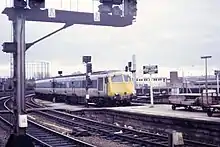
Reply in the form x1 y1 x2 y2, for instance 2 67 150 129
124 75 131 82
111 75 123 82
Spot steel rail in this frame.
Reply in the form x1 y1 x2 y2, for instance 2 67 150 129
1 97 95 147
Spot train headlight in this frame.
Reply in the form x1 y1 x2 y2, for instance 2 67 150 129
115 93 119 96
132 91 136 95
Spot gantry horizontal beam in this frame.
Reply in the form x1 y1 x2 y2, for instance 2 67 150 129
2 7 133 27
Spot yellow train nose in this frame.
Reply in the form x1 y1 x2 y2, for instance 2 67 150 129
108 82 134 96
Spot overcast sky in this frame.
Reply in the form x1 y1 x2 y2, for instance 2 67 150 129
0 0 220 77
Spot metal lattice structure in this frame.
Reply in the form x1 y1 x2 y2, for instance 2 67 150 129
26 61 50 80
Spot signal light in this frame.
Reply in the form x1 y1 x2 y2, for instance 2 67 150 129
14 0 27 8
112 6 123 16
86 63 92 73
128 62 132 68
29 0 45 9
83 56 91 63
125 66 128 72
98 4 112 14
124 0 137 17
99 0 123 5
58 71 62 76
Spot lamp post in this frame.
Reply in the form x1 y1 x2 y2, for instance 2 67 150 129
201 55 212 100
214 70 220 95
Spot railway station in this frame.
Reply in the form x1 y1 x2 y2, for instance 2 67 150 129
0 0 220 147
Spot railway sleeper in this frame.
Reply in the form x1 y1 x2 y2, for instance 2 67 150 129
50 142 75 146
47 140 71 144
117 133 167 146
71 127 91 137
36 138 61 142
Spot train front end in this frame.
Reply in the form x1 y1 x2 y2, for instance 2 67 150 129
107 72 136 105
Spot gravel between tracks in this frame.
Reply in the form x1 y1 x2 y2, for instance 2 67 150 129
28 114 130 147
77 136 130 147
0 120 11 147
0 128 9 147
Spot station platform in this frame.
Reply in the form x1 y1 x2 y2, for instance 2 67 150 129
106 104 220 123
33 99 220 123
32 99 104 111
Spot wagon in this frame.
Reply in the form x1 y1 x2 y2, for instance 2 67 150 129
168 94 201 111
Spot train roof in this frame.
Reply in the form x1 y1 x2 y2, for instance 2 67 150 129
35 70 122 81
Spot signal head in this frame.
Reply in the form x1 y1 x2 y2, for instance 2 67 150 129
14 0 27 8
29 0 45 9
99 0 123 5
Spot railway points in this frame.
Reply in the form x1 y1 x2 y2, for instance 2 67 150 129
32 97 220 146
0 95 96 147
27 95 220 146
14 96 185 147
24 98 190 147
0 92 219 146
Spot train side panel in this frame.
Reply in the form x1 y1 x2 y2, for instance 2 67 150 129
34 70 135 106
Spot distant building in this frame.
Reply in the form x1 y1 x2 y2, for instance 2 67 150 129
182 75 218 88
136 71 184 89
136 77 168 88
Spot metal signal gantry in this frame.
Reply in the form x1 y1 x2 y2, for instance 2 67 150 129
2 0 138 145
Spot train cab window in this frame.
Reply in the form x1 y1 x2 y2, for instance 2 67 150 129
124 75 131 82
105 77 108 83
111 75 123 82
98 78 103 91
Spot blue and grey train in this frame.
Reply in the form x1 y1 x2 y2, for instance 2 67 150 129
34 70 136 106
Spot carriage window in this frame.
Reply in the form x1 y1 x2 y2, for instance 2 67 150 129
72 81 81 88
92 80 97 88
82 80 86 88
111 75 123 82
124 75 131 82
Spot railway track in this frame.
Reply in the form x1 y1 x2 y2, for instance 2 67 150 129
26 102 168 147
27 97 217 147
0 96 95 147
